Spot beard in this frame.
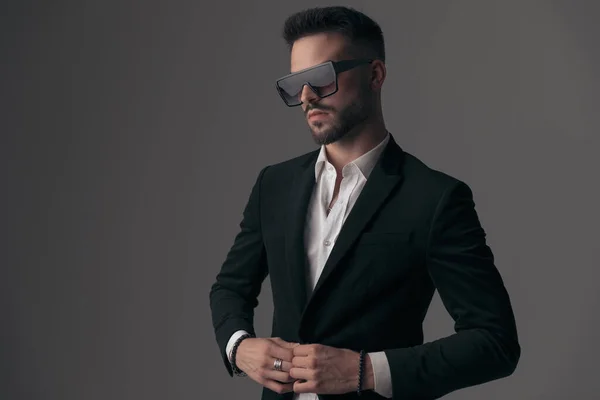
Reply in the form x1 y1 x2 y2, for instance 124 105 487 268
307 82 374 146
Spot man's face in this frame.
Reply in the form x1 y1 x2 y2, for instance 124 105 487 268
290 33 374 145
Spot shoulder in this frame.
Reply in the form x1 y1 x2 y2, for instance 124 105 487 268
400 150 474 203
258 148 320 184
402 151 465 187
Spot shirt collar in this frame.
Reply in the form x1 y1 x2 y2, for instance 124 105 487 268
314 132 390 181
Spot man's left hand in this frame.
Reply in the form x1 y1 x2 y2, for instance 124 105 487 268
289 343 374 395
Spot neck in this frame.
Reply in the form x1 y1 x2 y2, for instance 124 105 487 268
324 120 388 171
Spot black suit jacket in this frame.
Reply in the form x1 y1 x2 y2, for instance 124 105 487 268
209 134 520 399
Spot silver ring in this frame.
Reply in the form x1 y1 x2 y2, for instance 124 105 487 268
273 358 283 371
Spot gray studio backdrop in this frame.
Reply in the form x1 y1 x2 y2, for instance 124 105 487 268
2 1 599 399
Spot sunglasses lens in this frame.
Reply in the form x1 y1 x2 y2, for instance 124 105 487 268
276 63 336 106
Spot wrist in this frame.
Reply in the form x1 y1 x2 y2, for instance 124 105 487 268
350 350 375 394
231 333 254 376
362 353 375 391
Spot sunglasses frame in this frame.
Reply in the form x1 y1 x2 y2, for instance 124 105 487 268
275 58 374 107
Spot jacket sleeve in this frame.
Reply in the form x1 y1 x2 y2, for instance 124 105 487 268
209 166 270 376
384 180 521 399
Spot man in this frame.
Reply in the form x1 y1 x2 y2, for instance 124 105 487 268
209 6 520 400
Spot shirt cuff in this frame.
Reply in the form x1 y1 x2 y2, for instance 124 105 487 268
226 330 250 364
368 351 393 398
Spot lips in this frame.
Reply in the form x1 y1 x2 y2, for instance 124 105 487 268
308 110 328 119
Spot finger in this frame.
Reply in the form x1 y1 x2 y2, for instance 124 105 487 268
262 368 295 384
289 366 314 381
291 355 312 369
292 344 313 356
269 337 293 345
262 379 295 395
292 378 315 394
269 337 300 350
264 357 293 373
268 343 295 362
278 360 294 373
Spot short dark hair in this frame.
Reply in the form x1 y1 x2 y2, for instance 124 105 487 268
282 6 385 62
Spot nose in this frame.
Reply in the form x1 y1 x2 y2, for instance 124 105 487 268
299 83 319 106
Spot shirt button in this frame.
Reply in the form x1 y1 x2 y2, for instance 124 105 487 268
324 240 331 246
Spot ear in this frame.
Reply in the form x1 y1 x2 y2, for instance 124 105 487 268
370 59 386 90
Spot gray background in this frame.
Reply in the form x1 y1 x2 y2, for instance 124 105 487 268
2 1 599 399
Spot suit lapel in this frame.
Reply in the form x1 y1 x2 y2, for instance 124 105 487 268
303 136 406 314
285 151 319 318
285 135 406 322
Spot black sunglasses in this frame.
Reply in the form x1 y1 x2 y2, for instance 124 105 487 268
275 59 374 107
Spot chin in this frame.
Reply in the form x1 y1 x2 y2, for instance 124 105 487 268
310 131 328 145
311 129 344 146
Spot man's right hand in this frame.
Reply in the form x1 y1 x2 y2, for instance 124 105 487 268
235 337 300 394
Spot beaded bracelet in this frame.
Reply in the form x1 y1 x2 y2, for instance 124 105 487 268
231 332 254 376
357 349 365 396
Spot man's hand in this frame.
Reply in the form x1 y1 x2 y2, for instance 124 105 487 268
235 337 300 394
290 343 374 395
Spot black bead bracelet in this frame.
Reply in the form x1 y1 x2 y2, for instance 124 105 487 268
357 349 365 396
231 332 254 377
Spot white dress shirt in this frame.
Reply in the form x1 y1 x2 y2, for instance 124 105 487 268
227 132 393 399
